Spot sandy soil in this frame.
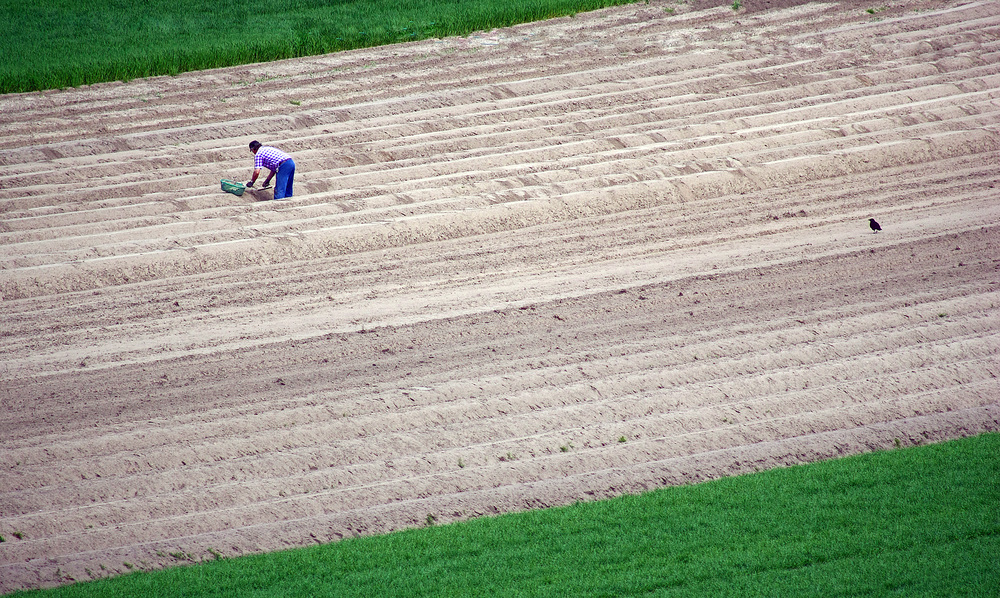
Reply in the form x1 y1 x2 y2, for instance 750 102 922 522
1 0 999 591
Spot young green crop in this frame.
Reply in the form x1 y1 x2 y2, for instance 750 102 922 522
2 0 641 94
12 433 999 597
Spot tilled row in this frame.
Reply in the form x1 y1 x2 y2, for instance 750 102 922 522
2 229 996 559
1 154 995 380
2 3 997 229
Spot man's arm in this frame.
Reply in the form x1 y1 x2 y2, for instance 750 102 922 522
247 167 262 187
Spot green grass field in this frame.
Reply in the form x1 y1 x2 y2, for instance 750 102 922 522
11 433 999 597
1 0 641 95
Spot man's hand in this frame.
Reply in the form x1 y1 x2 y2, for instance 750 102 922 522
246 181 254 188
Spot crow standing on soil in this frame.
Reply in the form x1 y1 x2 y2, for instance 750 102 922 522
869 218 882 233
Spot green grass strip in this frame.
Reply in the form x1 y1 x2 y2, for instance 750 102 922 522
12 433 999 597
2 0 641 95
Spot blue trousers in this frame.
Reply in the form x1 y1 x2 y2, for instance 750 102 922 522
274 159 295 199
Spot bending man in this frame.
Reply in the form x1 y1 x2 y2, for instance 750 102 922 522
247 140 295 200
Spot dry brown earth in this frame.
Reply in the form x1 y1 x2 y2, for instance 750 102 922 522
1 0 999 592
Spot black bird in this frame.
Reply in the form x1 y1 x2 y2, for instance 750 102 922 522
869 218 882 233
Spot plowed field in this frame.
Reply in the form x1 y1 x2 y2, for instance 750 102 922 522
2 0 999 591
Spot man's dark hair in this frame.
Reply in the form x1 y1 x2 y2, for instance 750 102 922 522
249 140 262 151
